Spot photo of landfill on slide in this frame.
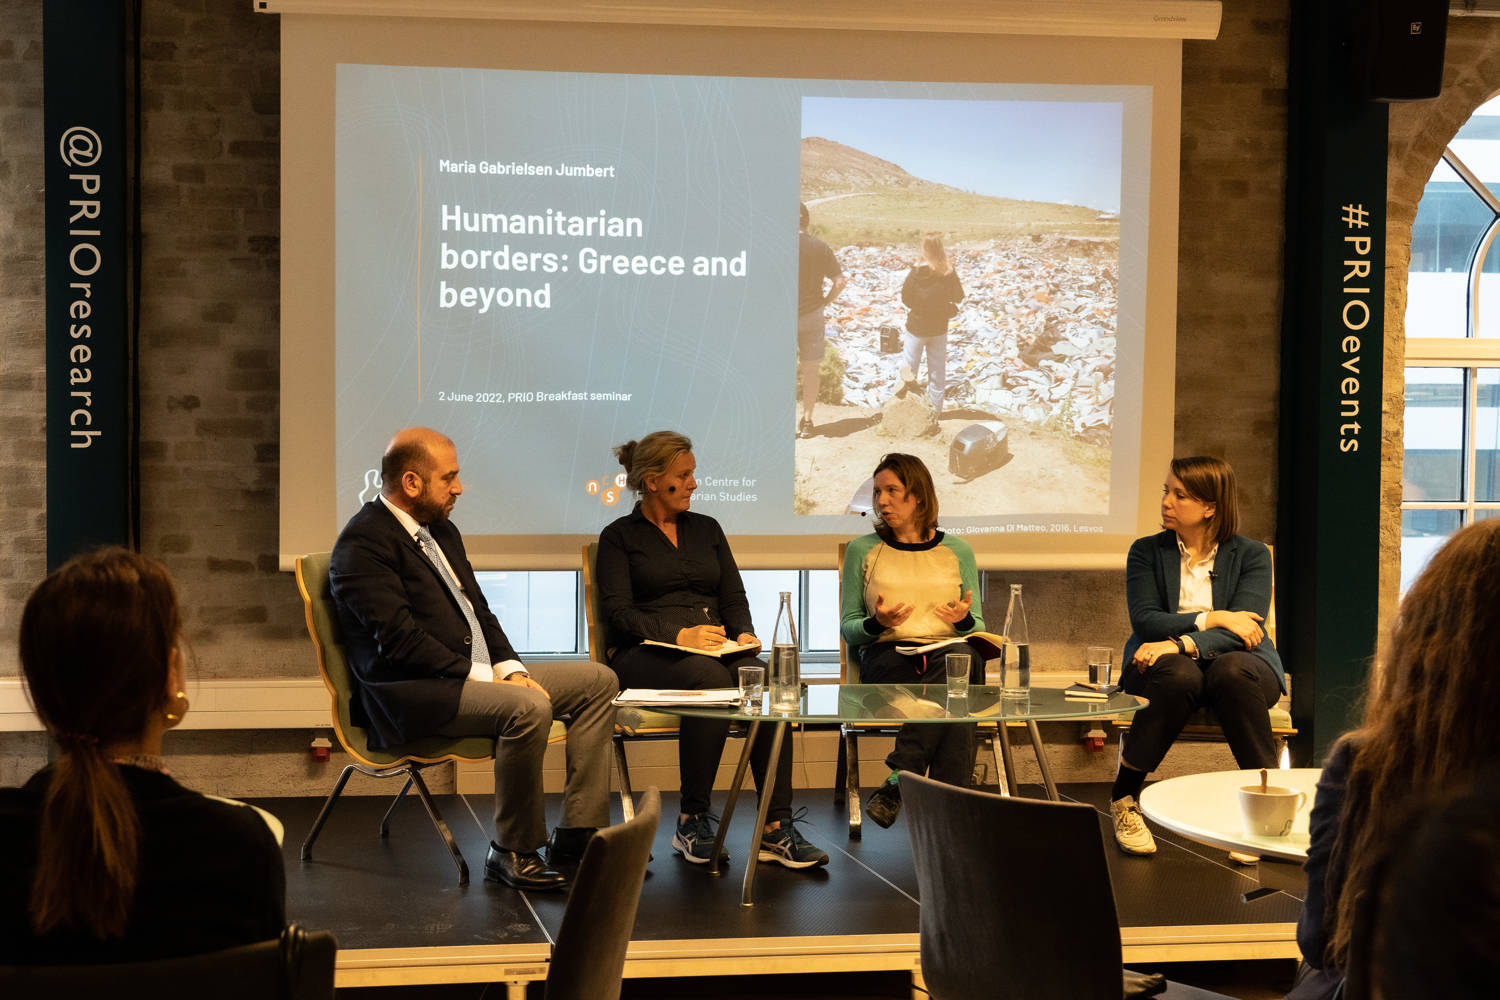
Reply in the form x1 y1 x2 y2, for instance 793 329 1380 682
795 134 1118 519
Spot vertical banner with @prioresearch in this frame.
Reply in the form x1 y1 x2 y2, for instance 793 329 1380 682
43 0 131 568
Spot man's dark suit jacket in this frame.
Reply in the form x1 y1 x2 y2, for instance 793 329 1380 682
330 500 519 749
1122 529 1285 691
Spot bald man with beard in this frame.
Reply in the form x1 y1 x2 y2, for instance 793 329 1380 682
329 428 617 891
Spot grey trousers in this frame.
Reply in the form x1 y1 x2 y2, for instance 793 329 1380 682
436 660 618 851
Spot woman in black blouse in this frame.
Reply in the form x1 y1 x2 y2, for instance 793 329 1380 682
597 430 827 870
1 549 285 965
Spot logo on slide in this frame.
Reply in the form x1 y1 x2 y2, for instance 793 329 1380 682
584 473 627 507
359 469 382 504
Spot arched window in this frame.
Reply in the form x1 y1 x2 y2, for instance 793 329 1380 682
1402 95 1500 590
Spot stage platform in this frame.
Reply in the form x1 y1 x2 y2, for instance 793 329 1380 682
257 783 1304 997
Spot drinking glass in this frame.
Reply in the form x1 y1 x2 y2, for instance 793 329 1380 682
738 663 765 713
945 652 970 700
1087 646 1113 686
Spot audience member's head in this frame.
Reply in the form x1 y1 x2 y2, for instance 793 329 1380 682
18 547 188 939
1326 518 1500 969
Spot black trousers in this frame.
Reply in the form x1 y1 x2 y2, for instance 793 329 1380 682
611 644 793 822
858 641 980 786
1120 650 1282 773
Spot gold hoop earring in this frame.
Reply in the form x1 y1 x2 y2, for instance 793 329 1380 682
164 690 190 723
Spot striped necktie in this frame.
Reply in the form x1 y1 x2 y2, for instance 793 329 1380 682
415 525 491 667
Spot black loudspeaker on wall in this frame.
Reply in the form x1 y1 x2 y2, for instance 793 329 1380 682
1360 0 1449 102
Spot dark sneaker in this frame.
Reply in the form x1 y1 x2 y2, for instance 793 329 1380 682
865 780 903 829
758 808 829 869
672 812 725 865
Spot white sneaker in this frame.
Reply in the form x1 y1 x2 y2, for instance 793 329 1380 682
1110 796 1157 855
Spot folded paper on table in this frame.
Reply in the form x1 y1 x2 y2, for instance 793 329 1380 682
613 688 742 707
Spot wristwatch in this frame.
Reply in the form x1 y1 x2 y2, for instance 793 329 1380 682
1170 636 1187 655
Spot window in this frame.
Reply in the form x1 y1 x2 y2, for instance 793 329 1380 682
1402 96 1500 590
741 570 844 677
475 571 582 654
478 568 845 673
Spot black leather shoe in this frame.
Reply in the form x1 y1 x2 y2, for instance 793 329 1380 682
544 826 597 868
865 780 903 829
484 843 567 891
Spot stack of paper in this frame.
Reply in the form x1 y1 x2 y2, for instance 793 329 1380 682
613 688 741 707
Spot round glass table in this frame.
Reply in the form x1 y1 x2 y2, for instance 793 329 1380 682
653 683 1145 905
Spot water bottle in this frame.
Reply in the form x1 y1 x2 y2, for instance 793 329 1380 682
770 591 801 713
1000 583 1031 697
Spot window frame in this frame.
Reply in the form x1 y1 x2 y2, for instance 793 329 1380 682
1402 142 1500 587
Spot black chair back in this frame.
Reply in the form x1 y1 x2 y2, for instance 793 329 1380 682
902 773 1123 1000
0 925 337 1000
545 787 661 1000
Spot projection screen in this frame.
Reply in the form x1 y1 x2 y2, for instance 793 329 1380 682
278 8 1189 569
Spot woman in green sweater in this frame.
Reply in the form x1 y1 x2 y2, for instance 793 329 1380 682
840 453 983 828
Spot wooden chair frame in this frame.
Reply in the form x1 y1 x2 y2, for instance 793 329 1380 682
296 552 563 885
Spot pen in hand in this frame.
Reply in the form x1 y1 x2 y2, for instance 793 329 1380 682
681 607 725 651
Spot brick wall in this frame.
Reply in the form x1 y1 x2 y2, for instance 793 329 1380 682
0 1 45 666
1000 0 1291 669
1174 3 1287 536
0 0 1295 790
136 1 298 674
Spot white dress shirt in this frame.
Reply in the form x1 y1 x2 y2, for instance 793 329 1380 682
1176 534 1216 635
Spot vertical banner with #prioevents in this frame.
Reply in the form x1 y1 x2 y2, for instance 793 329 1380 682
1280 1 1385 764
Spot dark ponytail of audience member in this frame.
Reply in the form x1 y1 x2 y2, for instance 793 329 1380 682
17 548 182 940
1325 519 1500 969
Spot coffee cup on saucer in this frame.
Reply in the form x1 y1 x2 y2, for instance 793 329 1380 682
1238 783 1307 838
